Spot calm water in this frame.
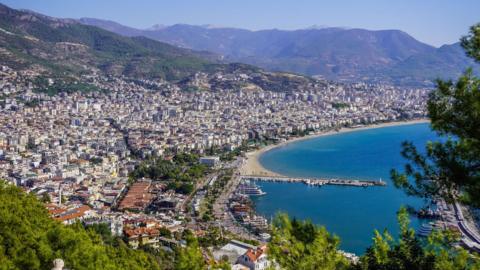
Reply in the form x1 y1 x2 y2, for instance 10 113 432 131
252 123 437 254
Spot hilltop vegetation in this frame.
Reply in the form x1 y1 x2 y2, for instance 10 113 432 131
2 178 480 270
268 213 350 269
0 3 217 81
0 182 162 270
268 209 480 270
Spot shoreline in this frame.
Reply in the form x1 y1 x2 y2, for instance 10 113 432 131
239 119 430 177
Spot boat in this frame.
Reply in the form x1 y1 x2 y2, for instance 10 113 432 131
237 180 266 196
417 223 434 237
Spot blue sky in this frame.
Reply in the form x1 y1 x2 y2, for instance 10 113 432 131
2 0 479 47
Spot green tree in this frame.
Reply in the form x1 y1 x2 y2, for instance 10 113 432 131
211 259 232 270
40 192 51 203
268 213 350 270
0 181 161 270
159 227 173 238
141 245 176 270
424 229 480 270
173 153 199 165
84 223 116 245
354 208 480 270
355 208 435 270
175 233 206 270
391 23 480 206
461 24 480 61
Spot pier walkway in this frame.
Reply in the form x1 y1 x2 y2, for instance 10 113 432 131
241 175 386 187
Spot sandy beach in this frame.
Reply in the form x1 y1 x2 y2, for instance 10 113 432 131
239 119 430 177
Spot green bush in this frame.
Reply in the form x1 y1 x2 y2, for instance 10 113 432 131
0 181 161 270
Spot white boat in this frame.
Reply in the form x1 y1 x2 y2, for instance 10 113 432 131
237 180 266 196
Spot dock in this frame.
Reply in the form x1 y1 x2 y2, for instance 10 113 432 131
240 175 386 187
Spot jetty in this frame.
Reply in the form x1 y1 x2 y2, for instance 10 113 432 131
241 175 386 187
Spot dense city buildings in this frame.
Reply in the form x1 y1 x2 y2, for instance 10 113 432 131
0 64 429 267
2 0 480 268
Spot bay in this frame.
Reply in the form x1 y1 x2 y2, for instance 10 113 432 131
252 123 437 254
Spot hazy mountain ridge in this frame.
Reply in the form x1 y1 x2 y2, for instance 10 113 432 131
0 4 320 94
0 4 223 81
0 2 475 89
80 18 479 87
79 17 143 37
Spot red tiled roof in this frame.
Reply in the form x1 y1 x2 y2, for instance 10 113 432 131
118 181 153 211
124 227 160 238
244 245 267 262
52 205 91 222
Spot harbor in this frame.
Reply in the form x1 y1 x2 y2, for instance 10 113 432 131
240 175 386 188
240 123 434 254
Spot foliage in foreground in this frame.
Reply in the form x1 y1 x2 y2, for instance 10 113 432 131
175 232 206 270
354 208 480 270
268 213 350 270
268 210 480 270
0 182 161 270
391 23 480 206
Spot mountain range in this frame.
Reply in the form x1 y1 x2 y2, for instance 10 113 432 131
0 3 318 93
0 2 476 89
0 4 228 81
80 18 479 87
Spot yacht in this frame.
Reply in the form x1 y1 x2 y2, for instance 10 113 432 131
417 223 434 237
237 180 266 196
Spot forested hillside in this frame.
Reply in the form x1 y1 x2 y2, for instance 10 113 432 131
0 182 162 270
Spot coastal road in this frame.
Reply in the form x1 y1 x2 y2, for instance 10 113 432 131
452 202 480 251
212 157 259 240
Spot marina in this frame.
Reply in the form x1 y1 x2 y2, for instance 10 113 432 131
251 123 435 254
240 175 386 187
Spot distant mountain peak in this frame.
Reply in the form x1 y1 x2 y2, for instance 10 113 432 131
147 23 167 31
18 8 77 24
76 17 479 87
305 24 331 30
200 24 224 29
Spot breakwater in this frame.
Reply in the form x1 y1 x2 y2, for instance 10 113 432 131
241 175 386 187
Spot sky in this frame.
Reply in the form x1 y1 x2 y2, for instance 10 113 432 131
2 0 479 47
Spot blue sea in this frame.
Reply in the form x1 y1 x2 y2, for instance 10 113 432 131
252 123 437 255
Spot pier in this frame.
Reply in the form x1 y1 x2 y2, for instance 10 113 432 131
241 175 386 187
